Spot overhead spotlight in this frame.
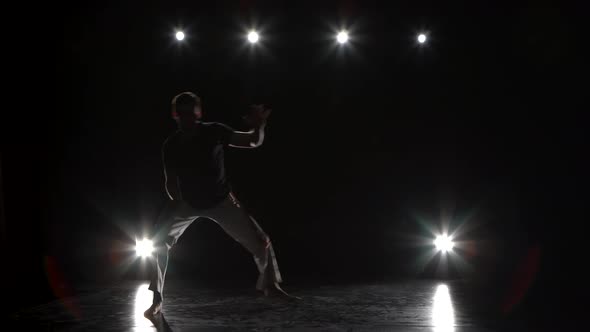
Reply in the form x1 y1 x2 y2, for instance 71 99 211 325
175 31 185 41
247 30 259 44
336 30 349 44
417 33 427 44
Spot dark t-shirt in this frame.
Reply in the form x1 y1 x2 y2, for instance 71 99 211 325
162 122 234 209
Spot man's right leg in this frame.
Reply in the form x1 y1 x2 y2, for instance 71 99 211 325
146 200 199 316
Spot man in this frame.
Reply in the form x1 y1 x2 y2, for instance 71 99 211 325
144 91 294 318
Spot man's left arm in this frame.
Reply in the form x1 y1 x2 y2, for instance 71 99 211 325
228 104 271 149
228 123 266 148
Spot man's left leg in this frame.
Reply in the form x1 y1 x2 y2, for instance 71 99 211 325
205 193 285 294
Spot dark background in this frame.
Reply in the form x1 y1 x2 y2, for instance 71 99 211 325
2 0 586 327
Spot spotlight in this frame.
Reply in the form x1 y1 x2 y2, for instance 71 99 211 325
175 31 185 41
336 30 349 44
135 239 154 258
247 30 259 44
417 33 427 44
434 234 454 252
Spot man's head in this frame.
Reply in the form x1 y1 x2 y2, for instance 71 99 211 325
171 92 202 125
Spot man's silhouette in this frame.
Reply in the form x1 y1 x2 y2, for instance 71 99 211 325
144 92 293 318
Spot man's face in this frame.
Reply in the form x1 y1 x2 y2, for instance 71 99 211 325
176 104 202 123
194 105 203 119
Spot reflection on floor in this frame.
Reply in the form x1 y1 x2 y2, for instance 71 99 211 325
11 280 513 331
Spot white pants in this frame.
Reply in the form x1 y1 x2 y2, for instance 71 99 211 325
148 193 282 301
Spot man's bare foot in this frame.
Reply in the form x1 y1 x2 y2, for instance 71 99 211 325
144 301 162 319
263 283 301 301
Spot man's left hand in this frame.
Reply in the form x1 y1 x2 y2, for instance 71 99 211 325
243 104 272 128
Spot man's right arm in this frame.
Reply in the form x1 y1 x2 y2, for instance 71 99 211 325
162 140 182 201
164 170 182 201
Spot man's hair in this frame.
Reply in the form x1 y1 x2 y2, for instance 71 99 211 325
174 92 201 116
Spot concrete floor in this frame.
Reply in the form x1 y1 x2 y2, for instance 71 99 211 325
10 279 522 331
